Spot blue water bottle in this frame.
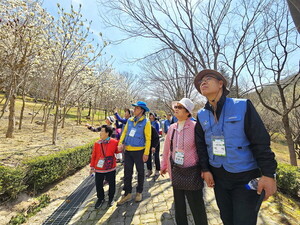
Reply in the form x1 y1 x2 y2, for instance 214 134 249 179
245 178 259 190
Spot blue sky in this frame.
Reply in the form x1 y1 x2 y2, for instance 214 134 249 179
42 0 156 74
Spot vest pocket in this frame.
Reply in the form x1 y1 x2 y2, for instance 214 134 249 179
225 115 242 123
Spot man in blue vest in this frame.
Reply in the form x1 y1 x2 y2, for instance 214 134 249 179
194 69 277 225
117 101 152 205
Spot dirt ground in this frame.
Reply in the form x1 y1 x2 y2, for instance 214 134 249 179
0 114 100 167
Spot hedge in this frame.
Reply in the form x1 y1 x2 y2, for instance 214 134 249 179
24 141 94 192
277 162 300 198
0 141 94 201
0 166 27 202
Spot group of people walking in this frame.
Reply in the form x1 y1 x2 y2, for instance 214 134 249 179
88 69 277 225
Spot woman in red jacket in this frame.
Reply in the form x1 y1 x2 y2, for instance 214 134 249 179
90 125 121 209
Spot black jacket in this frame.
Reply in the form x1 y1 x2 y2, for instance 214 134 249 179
195 95 277 179
151 126 160 149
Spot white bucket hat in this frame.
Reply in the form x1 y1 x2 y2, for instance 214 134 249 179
172 98 194 115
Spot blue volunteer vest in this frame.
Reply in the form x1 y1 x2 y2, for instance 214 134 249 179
198 98 258 173
124 117 147 147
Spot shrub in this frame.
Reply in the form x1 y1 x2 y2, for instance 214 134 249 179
0 166 27 202
277 162 300 198
24 142 93 192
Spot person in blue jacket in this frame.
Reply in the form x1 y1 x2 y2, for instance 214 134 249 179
114 108 133 131
146 112 161 177
163 113 172 135
194 69 277 225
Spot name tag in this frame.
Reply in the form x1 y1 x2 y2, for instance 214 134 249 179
129 128 136 137
97 159 105 168
174 150 184 165
212 136 226 156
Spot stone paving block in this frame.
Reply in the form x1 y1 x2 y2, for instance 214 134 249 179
131 215 141 224
71 163 284 225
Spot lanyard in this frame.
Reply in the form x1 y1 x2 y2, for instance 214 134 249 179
208 100 226 135
175 122 185 151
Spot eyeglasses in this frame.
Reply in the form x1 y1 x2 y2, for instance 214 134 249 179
198 76 216 85
174 105 185 110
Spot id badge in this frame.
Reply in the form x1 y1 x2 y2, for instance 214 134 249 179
129 128 136 137
174 150 184 165
97 159 105 168
212 136 226 156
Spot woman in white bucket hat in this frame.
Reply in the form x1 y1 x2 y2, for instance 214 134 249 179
161 97 208 225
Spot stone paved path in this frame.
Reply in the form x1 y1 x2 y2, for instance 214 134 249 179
69 164 281 225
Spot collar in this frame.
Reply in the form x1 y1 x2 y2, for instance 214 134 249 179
99 137 110 144
175 118 192 129
204 95 226 119
130 115 145 122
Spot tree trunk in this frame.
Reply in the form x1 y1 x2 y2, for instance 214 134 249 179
0 92 10 119
6 94 16 138
61 106 66 128
282 114 297 166
19 91 26 130
52 80 61 145
77 101 82 125
52 102 59 145
87 100 92 118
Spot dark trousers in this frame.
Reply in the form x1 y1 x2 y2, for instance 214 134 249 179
146 145 160 171
123 150 145 194
95 170 116 201
214 177 261 225
173 188 208 225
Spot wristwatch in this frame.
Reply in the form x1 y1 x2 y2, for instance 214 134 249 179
264 173 276 180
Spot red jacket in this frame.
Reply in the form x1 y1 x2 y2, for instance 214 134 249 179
90 138 120 173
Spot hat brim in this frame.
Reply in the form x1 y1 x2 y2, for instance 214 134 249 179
194 69 230 96
172 101 193 115
132 104 150 112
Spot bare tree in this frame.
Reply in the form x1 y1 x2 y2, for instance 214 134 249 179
98 0 233 75
140 50 195 106
246 0 300 165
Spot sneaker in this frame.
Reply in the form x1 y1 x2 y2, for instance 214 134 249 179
135 193 142 202
146 170 153 177
117 193 132 206
94 199 105 209
107 200 114 208
155 170 160 176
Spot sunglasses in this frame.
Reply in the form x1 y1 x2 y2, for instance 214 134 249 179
174 105 185 110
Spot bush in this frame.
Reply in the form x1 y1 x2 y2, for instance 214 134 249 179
24 142 93 192
277 162 300 198
0 166 27 202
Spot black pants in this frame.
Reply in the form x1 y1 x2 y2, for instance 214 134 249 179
146 145 160 171
173 188 208 225
123 150 145 194
214 177 261 225
95 170 116 201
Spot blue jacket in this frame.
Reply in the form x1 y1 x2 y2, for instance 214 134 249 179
198 98 258 173
164 119 171 133
114 113 128 130
151 120 160 134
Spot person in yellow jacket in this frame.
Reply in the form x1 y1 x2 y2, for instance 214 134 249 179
117 101 152 205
